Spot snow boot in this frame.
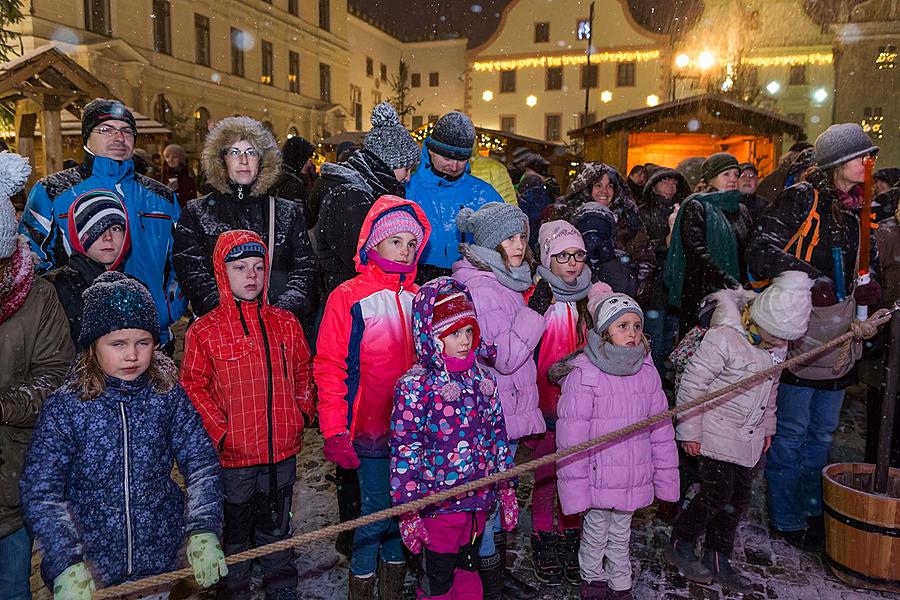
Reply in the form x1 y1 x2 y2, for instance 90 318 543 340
606 586 634 599
530 532 563 586
559 528 581 584
348 573 376 600
702 550 753 595
776 528 823 553
479 551 505 600
495 531 539 599
377 561 406 600
579 579 607 599
663 536 713 584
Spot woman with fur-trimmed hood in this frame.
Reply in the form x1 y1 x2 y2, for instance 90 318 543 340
173 116 317 321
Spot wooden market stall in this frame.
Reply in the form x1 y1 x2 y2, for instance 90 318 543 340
568 94 805 177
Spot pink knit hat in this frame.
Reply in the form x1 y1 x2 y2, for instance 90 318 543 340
537 220 585 269
364 208 425 252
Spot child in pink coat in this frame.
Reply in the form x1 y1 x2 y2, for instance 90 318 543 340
553 283 679 599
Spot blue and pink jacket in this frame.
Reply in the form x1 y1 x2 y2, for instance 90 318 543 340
390 278 513 515
315 196 432 458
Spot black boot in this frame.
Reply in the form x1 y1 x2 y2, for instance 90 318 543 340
495 531 539 599
579 579 607 599
479 551 505 600
663 536 713 584
530 532 563 586
348 573 376 600
702 550 753 595
558 528 581 585
377 561 406 600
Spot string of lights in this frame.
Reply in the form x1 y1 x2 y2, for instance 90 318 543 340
472 50 661 72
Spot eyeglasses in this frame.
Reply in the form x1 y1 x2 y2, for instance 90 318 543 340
553 250 587 264
225 147 260 159
93 125 135 139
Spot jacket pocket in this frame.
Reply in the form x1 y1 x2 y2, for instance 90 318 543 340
209 338 253 362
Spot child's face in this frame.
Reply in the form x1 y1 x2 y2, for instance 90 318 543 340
550 246 586 284
375 232 418 265
96 328 155 381
500 233 527 268
442 325 474 359
606 312 643 347
226 257 265 301
757 327 788 348
85 225 125 267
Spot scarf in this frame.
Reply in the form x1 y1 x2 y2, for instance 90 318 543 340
0 240 34 326
740 303 778 349
366 248 415 273
583 329 646 376
444 351 475 372
838 184 863 210
467 244 533 292
536 265 591 303
665 191 741 308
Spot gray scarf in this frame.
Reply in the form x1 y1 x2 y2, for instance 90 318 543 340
583 329 646 376
537 265 592 303
467 244 534 292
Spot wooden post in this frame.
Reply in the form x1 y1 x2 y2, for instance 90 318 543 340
14 107 37 187
874 308 900 495
39 96 65 177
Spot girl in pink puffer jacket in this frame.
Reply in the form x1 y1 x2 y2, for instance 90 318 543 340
553 283 679 599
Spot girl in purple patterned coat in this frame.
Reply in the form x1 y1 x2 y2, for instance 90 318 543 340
390 278 516 600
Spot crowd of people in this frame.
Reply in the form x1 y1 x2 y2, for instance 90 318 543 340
1 96 898 600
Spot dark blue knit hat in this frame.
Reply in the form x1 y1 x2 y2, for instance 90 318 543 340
78 271 159 350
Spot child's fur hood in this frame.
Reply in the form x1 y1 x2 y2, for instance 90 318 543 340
548 350 583 384
201 116 282 197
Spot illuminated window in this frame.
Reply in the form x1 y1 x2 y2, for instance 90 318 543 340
576 19 591 40
261 40 274 85
289 51 300 93
876 45 897 70
862 107 884 139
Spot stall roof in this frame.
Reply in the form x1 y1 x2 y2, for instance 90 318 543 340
569 94 805 139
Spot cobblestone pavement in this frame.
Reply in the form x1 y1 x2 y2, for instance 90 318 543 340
30 386 897 599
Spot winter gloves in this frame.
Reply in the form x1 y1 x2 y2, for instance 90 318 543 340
399 513 431 554
53 562 95 600
811 277 838 307
187 532 228 588
324 433 360 469
499 488 519 532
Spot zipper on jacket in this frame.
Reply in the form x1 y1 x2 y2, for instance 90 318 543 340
281 343 288 378
118 403 134 576
394 283 413 365
257 308 276 465
237 302 250 336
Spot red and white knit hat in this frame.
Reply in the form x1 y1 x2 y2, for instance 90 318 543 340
364 207 425 252
432 291 479 343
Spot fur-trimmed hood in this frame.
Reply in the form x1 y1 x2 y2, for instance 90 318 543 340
201 116 282 197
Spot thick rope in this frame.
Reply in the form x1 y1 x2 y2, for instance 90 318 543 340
93 308 895 599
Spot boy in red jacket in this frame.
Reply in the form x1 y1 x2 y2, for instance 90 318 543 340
181 229 313 600
315 195 431 600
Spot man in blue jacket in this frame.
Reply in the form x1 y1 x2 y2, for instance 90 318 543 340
19 98 185 350
406 111 502 282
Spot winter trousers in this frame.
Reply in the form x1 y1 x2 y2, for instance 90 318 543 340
352 457 403 575
579 508 634 591
479 440 517 557
220 456 298 594
0 527 32 600
417 512 487 599
766 384 845 531
671 456 753 555
531 431 581 533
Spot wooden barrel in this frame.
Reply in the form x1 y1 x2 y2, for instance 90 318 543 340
822 462 900 593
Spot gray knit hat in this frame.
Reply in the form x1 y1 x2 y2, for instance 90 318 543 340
814 123 879 170
363 103 421 170
426 111 476 160
0 152 31 259
456 202 527 250
701 152 740 182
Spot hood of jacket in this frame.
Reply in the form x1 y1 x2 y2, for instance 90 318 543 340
354 194 432 274
412 143 473 189
65 191 131 272
201 116 282 197
319 149 403 199
212 229 270 314
412 277 491 373
708 287 755 335
567 162 636 210
641 168 691 206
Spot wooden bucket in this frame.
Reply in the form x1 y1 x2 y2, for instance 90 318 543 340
822 462 900 593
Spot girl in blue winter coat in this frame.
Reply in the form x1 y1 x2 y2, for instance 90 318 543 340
390 277 516 600
20 272 225 599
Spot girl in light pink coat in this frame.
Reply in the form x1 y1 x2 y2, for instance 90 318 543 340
552 283 679 599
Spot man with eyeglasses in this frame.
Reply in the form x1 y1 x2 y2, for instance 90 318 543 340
19 98 186 351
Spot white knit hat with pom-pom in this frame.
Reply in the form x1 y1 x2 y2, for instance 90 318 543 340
362 102 421 169
0 151 31 259
750 270 813 341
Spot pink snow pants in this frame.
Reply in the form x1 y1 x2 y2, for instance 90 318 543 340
417 511 487 600
531 431 582 532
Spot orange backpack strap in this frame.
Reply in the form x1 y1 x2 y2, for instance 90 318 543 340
751 189 820 289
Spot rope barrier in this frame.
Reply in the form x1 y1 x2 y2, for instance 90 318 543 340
93 308 896 598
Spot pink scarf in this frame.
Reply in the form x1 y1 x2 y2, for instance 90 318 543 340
0 240 34 326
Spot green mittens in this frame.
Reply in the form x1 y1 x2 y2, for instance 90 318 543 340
53 562 95 600
186 532 228 587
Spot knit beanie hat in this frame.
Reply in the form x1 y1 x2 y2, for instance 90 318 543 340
0 152 31 259
432 291 479 342
815 123 879 170
78 271 159 350
70 191 127 251
572 202 616 263
364 207 425 252
81 98 137 144
225 241 266 262
701 153 740 182
538 220 585 269
750 270 813 341
426 111 476 160
739 162 758 175
587 281 643 333
456 202 528 250
363 102 421 170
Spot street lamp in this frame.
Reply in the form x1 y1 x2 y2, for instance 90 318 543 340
675 53 690 68
813 88 828 103
526 95 538 107
646 94 659 107
698 51 716 70
766 81 781 94
600 90 612 103
482 90 494 102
